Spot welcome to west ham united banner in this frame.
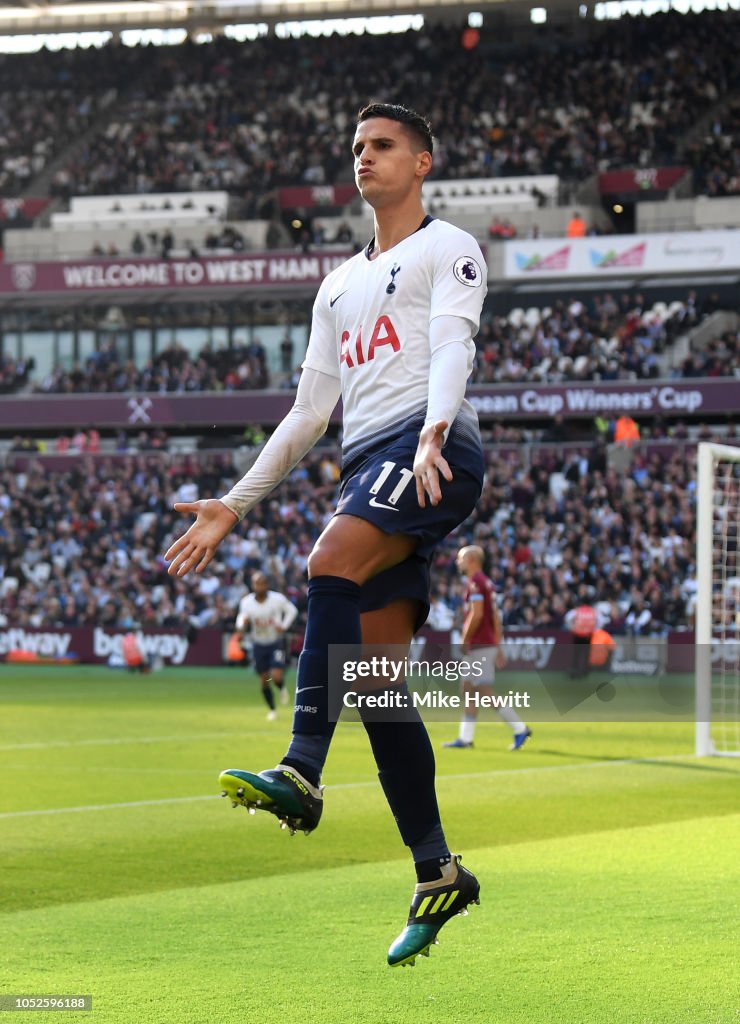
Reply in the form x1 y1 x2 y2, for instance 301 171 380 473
0 251 351 297
3 230 737 297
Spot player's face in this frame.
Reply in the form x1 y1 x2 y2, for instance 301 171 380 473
252 575 268 597
352 118 431 208
457 551 481 576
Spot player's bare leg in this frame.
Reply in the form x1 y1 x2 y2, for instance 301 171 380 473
270 665 289 705
307 513 418 582
444 680 531 752
444 679 489 749
258 669 278 720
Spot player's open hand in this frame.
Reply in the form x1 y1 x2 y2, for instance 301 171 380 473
413 420 452 508
164 499 238 577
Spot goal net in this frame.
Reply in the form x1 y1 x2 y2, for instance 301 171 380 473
696 442 740 757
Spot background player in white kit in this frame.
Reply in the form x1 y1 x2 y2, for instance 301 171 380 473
165 103 486 967
235 572 298 720
444 545 532 751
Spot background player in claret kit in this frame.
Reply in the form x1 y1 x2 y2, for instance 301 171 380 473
444 546 532 751
234 572 298 720
164 102 487 967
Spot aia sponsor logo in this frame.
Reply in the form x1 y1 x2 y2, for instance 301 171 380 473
340 314 400 368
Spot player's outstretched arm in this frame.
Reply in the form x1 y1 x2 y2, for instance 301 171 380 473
165 499 238 577
164 367 341 577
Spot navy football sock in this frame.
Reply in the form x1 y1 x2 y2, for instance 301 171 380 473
261 684 275 711
283 575 361 784
415 847 453 883
362 696 449 864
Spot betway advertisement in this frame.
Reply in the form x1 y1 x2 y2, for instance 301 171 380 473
0 627 222 666
503 229 740 279
0 627 731 688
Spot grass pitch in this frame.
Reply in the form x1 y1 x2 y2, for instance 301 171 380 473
1 667 738 1024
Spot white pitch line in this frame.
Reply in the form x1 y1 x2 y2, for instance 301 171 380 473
0 795 216 820
331 753 696 788
0 754 695 821
0 731 272 752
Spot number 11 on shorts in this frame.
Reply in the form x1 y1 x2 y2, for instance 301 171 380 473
369 460 415 508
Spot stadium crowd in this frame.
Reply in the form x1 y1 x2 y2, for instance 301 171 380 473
0 354 34 394
0 44 143 196
0 291 733 395
25 10 736 203
472 292 717 384
0 434 709 639
679 328 740 379
686 97 740 198
31 337 270 394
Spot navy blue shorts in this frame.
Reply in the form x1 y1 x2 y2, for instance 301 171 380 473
252 641 286 674
338 414 484 631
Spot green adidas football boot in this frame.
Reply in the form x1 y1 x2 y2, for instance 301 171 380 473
388 855 480 967
219 764 323 835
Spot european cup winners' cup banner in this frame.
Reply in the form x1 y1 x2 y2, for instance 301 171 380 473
2 380 736 432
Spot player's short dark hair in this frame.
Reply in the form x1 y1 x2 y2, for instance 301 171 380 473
357 103 434 155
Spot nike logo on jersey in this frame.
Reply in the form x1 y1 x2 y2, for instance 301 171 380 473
369 497 400 512
329 290 348 308
295 685 323 694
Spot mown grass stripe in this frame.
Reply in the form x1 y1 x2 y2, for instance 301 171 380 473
0 754 698 820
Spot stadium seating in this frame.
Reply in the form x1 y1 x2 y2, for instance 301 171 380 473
410 176 557 215
0 292 732 395
0 11 734 208
50 192 230 231
471 294 734 384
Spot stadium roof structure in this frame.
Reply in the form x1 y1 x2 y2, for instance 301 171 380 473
0 0 579 36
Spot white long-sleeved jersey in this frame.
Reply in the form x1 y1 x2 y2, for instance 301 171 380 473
235 591 298 644
303 217 486 453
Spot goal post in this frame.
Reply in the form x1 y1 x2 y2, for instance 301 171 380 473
695 442 740 757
